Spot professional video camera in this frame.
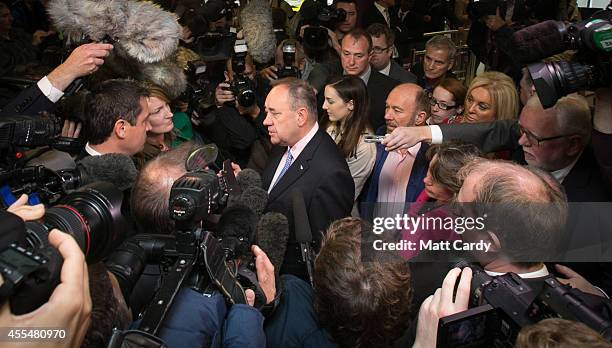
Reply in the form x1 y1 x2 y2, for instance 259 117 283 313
0 182 128 315
0 113 82 169
437 262 612 347
300 0 347 50
521 9 612 108
225 40 256 107
276 41 302 79
105 146 270 345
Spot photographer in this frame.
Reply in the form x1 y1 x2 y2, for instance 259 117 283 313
1 197 91 348
197 51 269 168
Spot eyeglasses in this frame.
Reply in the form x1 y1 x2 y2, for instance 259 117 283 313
518 125 574 145
371 46 391 54
429 97 457 111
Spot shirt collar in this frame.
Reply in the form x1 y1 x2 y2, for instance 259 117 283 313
379 60 392 76
373 2 388 15
485 264 549 279
359 65 372 85
551 155 581 183
85 142 103 156
289 122 319 160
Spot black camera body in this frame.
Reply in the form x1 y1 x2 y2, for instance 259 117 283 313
437 263 612 347
180 60 218 118
225 40 256 108
317 6 347 27
0 182 127 315
526 10 612 107
277 41 302 79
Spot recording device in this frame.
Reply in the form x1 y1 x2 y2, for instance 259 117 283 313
0 114 82 169
48 0 181 64
0 153 138 208
292 188 315 286
300 0 347 50
105 148 274 343
364 134 387 143
239 0 276 65
513 9 612 107
0 182 128 315
437 262 612 347
225 40 256 108
466 0 503 20
178 60 217 118
276 42 302 79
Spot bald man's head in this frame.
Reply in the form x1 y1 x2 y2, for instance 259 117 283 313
384 83 430 132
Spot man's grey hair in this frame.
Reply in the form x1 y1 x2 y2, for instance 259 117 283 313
426 35 457 61
272 77 318 123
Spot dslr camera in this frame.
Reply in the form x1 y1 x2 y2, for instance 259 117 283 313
0 182 128 315
276 41 302 79
225 40 256 108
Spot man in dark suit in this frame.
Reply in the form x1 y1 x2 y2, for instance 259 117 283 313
366 23 417 84
260 78 354 278
410 35 457 93
340 28 399 130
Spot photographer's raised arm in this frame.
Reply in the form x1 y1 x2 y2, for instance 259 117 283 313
0 43 113 117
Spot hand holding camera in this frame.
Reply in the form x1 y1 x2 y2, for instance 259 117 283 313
215 82 236 106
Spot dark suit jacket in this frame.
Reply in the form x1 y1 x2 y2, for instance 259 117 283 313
362 4 399 30
388 60 417 84
367 69 400 131
439 120 612 202
262 127 354 277
0 83 55 117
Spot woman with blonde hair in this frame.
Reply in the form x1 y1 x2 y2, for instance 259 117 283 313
463 71 519 123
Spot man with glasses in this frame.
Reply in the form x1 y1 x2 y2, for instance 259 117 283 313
366 23 416 84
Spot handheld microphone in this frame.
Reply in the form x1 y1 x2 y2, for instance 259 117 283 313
236 168 263 192
239 0 276 64
69 153 138 191
256 212 289 275
291 188 315 286
216 204 258 260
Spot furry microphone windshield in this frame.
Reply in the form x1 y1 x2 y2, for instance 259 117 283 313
240 0 276 65
48 0 181 63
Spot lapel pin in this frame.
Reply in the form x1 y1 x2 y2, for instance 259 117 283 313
300 164 303 170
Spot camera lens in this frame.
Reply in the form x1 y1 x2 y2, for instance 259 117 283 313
528 61 597 108
42 182 127 263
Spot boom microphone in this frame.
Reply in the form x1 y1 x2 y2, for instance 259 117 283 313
256 212 289 274
48 0 181 63
73 153 138 191
511 20 568 63
239 0 276 64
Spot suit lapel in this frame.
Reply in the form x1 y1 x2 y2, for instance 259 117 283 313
267 130 322 202
262 145 286 189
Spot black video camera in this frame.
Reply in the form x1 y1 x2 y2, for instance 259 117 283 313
437 262 612 347
0 182 128 315
0 113 82 169
277 41 302 79
526 9 612 108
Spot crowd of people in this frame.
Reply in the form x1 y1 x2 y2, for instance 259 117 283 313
1 0 612 347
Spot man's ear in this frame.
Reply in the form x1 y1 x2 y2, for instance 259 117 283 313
224 70 230 81
487 231 502 252
114 120 127 139
298 58 306 72
296 107 309 127
415 111 428 126
565 135 585 158
448 59 455 71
